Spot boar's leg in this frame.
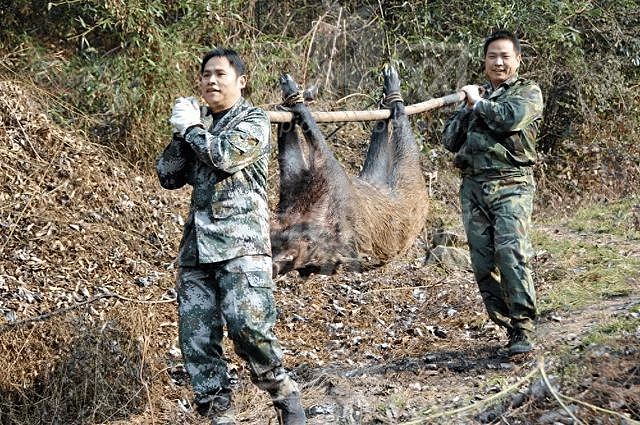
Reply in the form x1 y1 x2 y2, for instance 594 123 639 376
360 66 421 190
272 75 360 276
386 70 423 192
359 117 393 187
276 118 308 214
279 74 349 187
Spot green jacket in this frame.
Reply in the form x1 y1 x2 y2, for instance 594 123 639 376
156 98 272 265
442 75 544 177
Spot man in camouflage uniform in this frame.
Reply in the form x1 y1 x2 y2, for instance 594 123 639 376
442 31 544 355
156 48 305 424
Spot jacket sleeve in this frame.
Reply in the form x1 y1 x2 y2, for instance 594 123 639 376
442 106 473 153
183 108 270 175
156 135 194 190
474 83 543 133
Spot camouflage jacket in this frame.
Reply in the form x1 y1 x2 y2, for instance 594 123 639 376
442 75 544 177
156 98 272 266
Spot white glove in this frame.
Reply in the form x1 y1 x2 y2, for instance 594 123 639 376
460 84 482 108
170 97 201 137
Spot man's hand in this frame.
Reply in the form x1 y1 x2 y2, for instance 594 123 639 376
170 97 201 137
460 85 482 108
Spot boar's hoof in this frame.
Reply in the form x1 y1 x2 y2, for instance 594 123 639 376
383 65 400 96
279 74 301 100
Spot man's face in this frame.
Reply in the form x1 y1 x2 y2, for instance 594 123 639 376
484 38 521 87
199 56 246 112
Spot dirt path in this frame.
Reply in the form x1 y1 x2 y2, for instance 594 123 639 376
291 291 640 424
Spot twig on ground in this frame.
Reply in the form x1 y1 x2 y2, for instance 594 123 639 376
103 364 177 423
399 361 541 424
362 279 447 296
138 308 155 425
558 393 640 425
335 92 376 104
538 357 585 425
0 132 64 253
0 96 43 162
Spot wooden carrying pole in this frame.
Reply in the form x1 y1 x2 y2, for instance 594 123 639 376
266 91 466 123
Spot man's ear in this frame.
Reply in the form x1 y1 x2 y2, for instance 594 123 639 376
238 74 247 89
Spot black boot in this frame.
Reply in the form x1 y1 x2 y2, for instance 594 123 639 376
508 329 534 355
194 391 235 424
273 392 306 425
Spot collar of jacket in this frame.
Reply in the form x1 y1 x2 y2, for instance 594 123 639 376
201 97 250 133
484 74 521 100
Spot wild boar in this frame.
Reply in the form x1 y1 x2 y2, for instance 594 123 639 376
271 67 428 276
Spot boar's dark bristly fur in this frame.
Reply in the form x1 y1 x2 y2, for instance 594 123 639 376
271 68 429 277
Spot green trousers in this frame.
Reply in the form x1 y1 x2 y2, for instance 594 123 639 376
460 174 538 334
177 255 296 400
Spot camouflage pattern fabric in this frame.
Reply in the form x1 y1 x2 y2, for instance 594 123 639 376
157 97 299 401
177 255 298 399
442 75 543 334
460 174 537 333
156 97 272 266
442 75 543 177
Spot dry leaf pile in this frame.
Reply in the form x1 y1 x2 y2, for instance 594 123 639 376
0 78 190 423
0 78 186 318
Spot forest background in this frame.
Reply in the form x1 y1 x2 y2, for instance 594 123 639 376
1 0 639 201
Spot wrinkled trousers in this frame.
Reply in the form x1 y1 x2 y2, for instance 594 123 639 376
460 174 538 334
177 254 297 400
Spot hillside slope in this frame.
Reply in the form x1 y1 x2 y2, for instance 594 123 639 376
0 78 639 425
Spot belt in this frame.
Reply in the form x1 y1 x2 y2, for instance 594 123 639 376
462 167 533 179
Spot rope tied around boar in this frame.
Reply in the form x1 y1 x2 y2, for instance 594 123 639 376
281 90 306 108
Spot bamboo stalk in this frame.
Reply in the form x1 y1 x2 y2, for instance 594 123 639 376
266 91 466 123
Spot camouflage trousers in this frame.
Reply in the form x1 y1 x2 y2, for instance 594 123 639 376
460 174 538 334
176 255 298 401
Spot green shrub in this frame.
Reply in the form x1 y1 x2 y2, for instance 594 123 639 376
0 0 638 204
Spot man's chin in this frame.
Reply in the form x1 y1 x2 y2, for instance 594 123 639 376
204 97 223 109
489 75 509 86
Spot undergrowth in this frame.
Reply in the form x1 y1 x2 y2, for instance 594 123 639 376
534 197 640 314
0 0 638 211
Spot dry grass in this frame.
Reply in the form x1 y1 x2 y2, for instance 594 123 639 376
1 76 639 425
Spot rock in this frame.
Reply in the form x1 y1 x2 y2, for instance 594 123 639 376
425 246 472 270
537 405 578 424
476 375 560 423
424 354 437 363
430 230 465 247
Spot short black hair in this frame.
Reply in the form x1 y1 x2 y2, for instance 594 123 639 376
200 47 246 76
483 30 521 56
